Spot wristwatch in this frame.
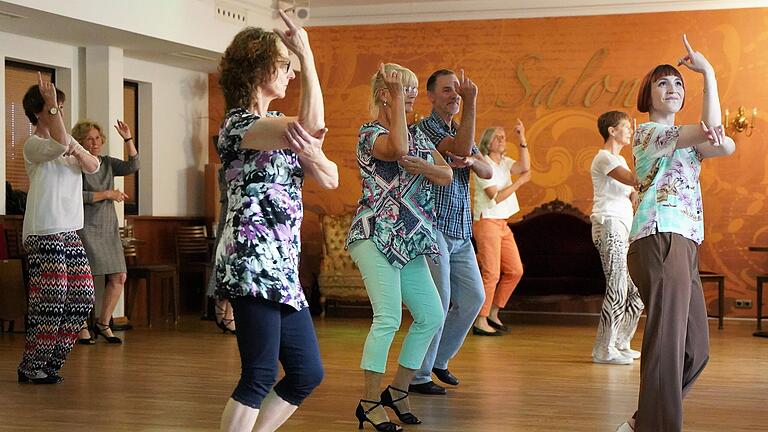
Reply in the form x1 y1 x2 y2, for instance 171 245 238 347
48 106 59 115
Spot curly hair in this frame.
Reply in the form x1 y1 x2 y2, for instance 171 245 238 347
71 119 106 145
219 27 283 110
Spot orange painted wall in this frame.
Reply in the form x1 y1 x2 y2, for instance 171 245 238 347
210 8 768 317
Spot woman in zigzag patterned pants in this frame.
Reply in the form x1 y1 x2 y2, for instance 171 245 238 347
19 232 95 378
16 77 100 384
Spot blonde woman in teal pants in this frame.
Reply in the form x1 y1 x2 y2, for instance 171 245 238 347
347 63 452 431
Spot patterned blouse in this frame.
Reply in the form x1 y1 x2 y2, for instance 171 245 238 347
416 110 480 239
213 108 307 310
346 121 439 268
630 122 704 244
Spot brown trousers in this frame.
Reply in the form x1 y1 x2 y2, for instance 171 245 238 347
627 232 709 432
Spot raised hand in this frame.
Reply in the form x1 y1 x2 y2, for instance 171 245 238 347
37 71 58 107
454 69 477 101
677 34 714 75
114 119 132 140
274 9 311 60
700 121 724 147
283 121 328 161
379 63 403 98
514 118 525 139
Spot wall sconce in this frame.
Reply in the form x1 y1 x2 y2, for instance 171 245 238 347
724 106 757 137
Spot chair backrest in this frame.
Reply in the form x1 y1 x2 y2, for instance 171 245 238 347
4 228 23 259
176 225 210 263
319 214 357 273
119 225 138 264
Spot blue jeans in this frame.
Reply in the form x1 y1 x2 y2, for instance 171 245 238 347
230 296 324 408
412 231 485 384
349 240 444 373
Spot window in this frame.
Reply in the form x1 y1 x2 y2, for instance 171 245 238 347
123 81 139 215
5 61 55 192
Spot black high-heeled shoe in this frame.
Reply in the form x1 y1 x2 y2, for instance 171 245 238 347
77 323 95 345
216 318 236 335
380 385 421 425
17 370 63 384
94 322 123 344
356 399 403 431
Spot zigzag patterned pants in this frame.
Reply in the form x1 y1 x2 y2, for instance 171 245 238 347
18 231 94 377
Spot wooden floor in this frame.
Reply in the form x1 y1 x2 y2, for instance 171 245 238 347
1 315 766 431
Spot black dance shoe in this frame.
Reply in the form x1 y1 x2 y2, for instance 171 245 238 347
355 399 403 431
408 381 447 395
380 385 421 424
94 322 123 344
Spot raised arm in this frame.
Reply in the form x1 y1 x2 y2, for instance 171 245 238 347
482 171 531 203
111 119 140 175
510 119 531 175
275 9 324 134
435 70 477 156
371 65 408 161
674 34 734 157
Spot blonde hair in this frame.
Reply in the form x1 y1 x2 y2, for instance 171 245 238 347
71 119 106 145
478 127 503 156
368 63 418 119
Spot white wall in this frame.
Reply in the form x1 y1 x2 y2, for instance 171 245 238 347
1 32 209 216
124 57 209 216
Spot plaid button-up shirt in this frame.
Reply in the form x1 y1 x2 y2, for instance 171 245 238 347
414 110 478 239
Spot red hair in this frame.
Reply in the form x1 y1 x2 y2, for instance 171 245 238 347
636 64 685 113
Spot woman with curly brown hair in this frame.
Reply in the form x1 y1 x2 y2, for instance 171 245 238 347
215 10 338 432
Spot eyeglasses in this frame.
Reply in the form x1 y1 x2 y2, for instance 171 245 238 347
403 86 418 95
278 60 292 73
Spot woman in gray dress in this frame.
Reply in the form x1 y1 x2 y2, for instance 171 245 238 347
73 119 139 344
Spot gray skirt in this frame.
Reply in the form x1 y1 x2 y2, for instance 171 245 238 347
78 225 126 276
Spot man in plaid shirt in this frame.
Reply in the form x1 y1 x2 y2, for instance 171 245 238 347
408 69 493 395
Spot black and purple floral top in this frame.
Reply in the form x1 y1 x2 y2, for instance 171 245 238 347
213 108 307 310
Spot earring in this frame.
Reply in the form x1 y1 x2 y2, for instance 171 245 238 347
382 100 388 107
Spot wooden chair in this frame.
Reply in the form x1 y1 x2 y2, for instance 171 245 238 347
699 271 725 330
121 226 179 328
757 274 768 330
175 225 213 317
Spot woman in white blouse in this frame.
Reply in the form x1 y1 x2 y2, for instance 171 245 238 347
589 110 643 365
471 120 531 336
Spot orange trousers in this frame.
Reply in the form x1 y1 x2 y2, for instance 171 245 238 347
473 218 524 317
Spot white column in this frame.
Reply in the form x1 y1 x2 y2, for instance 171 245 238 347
84 45 126 318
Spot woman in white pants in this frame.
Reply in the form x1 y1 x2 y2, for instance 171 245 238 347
590 110 643 365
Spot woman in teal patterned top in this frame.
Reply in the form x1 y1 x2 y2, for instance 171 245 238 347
617 35 735 432
347 63 452 431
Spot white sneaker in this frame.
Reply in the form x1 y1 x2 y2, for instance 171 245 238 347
593 347 633 365
617 347 641 359
615 421 634 432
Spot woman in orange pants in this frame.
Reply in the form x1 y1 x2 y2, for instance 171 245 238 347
471 120 531 335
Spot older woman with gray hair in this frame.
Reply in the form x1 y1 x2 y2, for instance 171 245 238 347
471 120 530 335
72 119 139 345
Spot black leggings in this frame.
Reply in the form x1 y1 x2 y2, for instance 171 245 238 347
230 296 324 408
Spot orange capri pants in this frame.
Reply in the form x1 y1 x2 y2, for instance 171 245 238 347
473 218 524 317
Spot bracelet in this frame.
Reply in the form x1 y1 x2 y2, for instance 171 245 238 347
124 137 133 142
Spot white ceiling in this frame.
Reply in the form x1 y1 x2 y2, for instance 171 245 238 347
1 0 767 73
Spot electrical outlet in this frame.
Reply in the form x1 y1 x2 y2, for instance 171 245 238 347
735 299 753 309
215 1 248 25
